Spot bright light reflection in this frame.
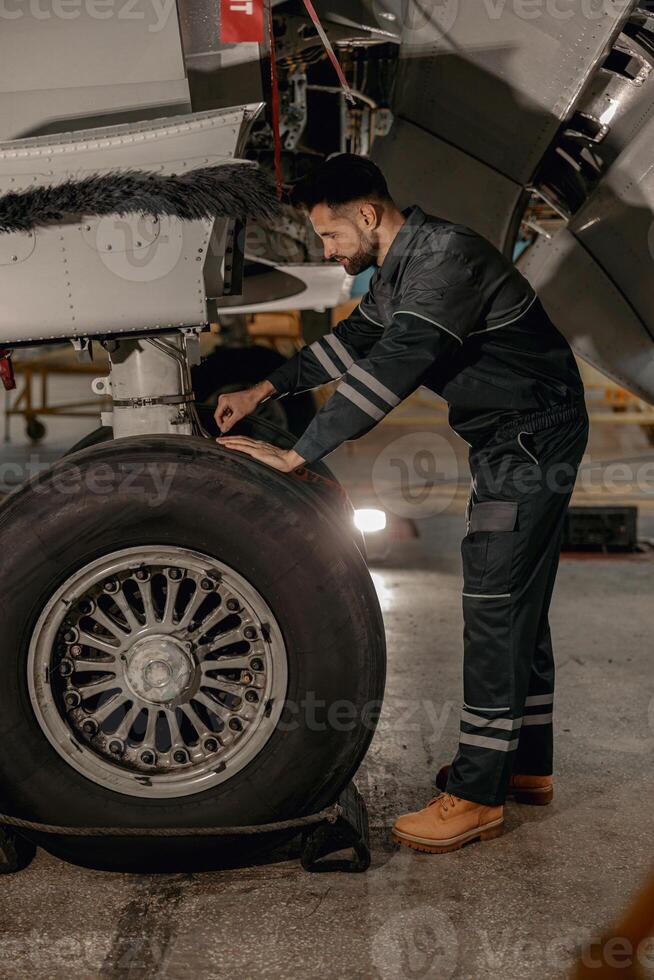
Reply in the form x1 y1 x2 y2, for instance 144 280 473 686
600 100 618 125
370 572 392 611
354 508 387 533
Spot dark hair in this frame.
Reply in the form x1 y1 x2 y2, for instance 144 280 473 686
290 154 391 211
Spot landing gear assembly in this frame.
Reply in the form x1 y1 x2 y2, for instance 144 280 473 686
0 330 385 871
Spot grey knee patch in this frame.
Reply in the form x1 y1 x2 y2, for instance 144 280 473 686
468 500 518 533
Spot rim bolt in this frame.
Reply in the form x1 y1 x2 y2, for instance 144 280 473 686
241 672 253 685
203 737 219 753
59 659 74 677
79 599 95 615
229 718 243 732
243 627 257 640
140 750 156 766
168 567 183 580
82 719 98 736
173 749 188 764
226 598 239 612
200 578 214 592
245 690 259 703
70 644 82 657
63 629 78 644
135 569 149 582
104 579 120 593
250 658 264 672
65 691 81 709
109 739 124 756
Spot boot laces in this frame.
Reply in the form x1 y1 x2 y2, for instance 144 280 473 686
429 792 457 813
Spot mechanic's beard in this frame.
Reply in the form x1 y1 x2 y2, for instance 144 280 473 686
340 231 378 276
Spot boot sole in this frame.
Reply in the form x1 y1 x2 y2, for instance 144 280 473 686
392 817 504 854
512 785 554 806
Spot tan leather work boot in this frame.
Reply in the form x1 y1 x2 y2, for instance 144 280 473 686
392 793 504 854
435 764 553 805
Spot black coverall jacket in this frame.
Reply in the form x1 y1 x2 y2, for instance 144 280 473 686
264 205 585 461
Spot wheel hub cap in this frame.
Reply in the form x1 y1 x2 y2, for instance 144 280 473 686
124 636 193 704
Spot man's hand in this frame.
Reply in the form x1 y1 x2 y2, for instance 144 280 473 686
214 380 277 434
217 435 306 473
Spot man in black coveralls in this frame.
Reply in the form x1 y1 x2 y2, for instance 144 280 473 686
215 154 589 854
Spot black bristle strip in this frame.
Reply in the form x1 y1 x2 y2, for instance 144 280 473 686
0 164 281 234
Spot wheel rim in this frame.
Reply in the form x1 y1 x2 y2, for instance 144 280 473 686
28 546 288 799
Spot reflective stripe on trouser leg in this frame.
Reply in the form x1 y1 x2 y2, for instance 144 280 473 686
513 505 563 777
445 412 588 806
514 632 555 776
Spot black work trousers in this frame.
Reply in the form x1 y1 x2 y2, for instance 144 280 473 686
445 402 590 806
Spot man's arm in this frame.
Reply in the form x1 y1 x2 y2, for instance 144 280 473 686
263 292 384 398
214 294 383 434
291 252 485 464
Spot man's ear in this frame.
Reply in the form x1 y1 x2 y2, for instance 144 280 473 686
358 202 382 230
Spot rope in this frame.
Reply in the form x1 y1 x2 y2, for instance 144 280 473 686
300 0 355 104
0 804 341 838
267 4 284 198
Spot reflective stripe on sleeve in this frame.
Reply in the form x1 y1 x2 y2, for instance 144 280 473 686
323 332 354 370
308 339 342 380
348 363 401 408
338 383 386 421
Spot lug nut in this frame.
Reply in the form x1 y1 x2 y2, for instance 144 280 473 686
103 579 119 594
226 598 239 612
65 691 81 709
140 750 156 766
59 659 74 677
228 718 243 732
135 568 149 582
79 599 95 615
82 719 98 736
245 690 259 703
108 739 124 756
200 578 214 592
173 749 188 764
243 626 257 640
250 658 264 672
63 629 78 645
168 567 183 580
203 737 219 753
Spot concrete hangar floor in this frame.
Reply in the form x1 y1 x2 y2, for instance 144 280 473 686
0 370 653 980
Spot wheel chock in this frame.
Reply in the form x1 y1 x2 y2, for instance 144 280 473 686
301 782 371 873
